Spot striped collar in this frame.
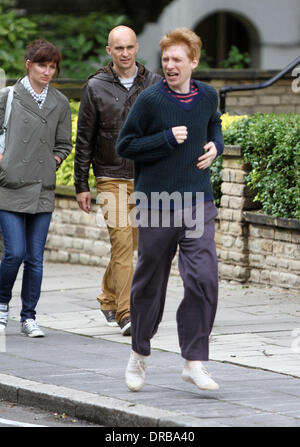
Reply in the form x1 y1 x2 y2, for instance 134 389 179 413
159 78 205 111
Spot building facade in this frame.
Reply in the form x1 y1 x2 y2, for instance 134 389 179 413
137 0 300 71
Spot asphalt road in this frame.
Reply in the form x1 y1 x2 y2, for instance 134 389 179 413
0 399 102 427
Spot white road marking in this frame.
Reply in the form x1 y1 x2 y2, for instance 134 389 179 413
0 417 46 427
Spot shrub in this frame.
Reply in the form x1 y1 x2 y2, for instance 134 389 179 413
221 45 251 69
0 6 129 79
221 112 248 131
56 101 95 188
223 113 300 219
0 6 37 77
210 113 248 207
28 12 129 79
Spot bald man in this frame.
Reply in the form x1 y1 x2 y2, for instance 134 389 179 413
74 26 161 335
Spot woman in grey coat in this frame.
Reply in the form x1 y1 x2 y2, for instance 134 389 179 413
0 40 72 337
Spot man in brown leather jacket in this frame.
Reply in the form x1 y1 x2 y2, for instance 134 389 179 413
74 26 160 335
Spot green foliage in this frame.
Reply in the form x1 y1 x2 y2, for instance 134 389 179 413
209 114 248 208
56 100 95 188
195 45 251 70
0 5 129 79
17 0 173 35
223 113 300 218
210 155 223 208
0 6 37 76
221 45 251 69
0 0 16 8
195 49 212 71
29 12 129 79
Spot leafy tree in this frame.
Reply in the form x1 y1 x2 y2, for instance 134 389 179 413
0 1 37 77
17 0 173 34
29 12 128 78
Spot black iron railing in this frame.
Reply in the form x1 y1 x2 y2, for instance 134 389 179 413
219 56 300 114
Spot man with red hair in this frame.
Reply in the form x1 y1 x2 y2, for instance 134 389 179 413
117 28 223 392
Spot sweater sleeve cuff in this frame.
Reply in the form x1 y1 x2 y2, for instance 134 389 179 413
212 140 224 156
164 128 179 147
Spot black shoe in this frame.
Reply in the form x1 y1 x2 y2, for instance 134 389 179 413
120 317 131 336
101 309 118 327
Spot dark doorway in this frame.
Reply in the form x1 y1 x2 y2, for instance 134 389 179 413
195 11 255 68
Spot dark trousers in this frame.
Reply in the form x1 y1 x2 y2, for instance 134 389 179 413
131 201 218 360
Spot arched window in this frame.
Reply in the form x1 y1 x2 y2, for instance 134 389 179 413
194 11 260 68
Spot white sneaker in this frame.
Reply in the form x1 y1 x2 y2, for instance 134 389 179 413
0 304 9 329
182 361 219 391
125 350 146 392
21 319 45 338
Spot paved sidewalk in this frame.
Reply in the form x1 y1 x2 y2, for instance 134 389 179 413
0 262 300 427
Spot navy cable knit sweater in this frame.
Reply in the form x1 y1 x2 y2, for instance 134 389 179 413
116 79 224 205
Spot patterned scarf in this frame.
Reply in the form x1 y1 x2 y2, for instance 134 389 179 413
21 76 49 109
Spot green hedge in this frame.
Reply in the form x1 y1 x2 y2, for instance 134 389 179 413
0 6 128 79
223 113 300 219
57 107 300 219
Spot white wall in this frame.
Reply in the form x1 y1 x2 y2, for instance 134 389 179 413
137 0 300 71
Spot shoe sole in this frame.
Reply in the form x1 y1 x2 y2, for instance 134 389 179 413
125 372 144 392
107 321 119 327
126 380 144 392
121 322 131 336
182 373 219 391
21 331 45 338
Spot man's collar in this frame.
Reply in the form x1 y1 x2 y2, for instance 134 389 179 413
109 61 146 82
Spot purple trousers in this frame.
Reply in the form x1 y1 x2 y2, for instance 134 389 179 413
131 201 218 361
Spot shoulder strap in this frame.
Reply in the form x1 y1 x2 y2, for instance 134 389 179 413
4 86 14 127
0 86 14 154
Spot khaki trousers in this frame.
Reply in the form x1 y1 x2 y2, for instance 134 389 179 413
96 178 137 324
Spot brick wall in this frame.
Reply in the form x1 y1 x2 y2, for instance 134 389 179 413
245 214 300 289
45 193 112 268
192 70 300 115
215 146 300 290
209 80 300 115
